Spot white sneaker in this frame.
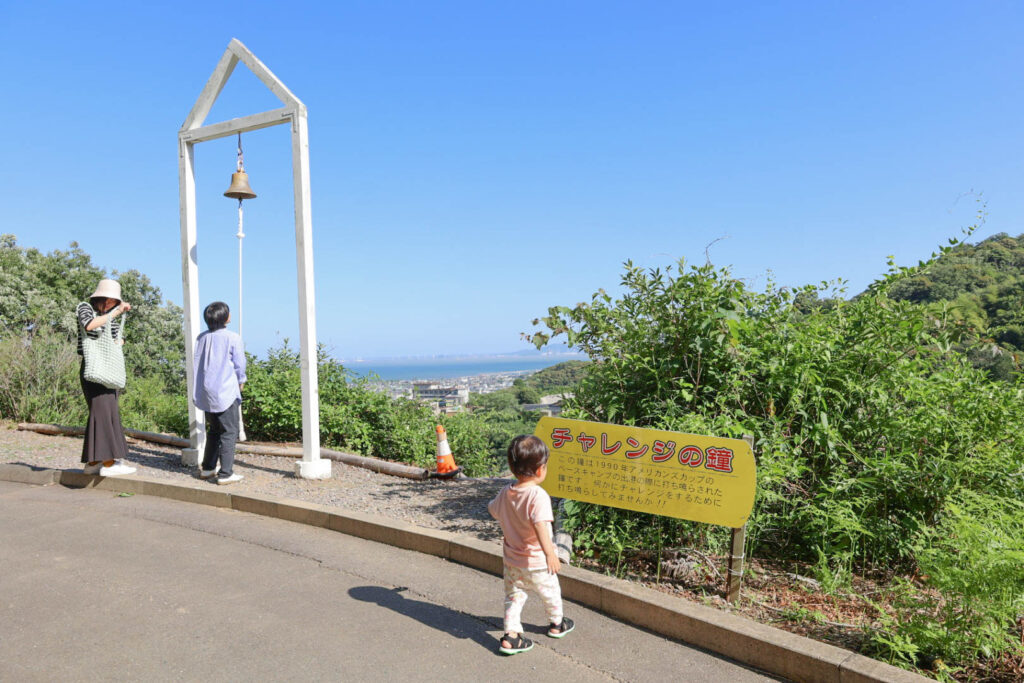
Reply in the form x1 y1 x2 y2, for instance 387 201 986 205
199 469 218 479
216 473 243 485
83 463 102 475
98 461 137 476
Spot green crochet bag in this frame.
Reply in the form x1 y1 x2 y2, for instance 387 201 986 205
79 303 127 390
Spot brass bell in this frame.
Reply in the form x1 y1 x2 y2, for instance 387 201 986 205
224 171 257 200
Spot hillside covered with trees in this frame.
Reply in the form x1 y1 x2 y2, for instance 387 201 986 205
886 232 1024 378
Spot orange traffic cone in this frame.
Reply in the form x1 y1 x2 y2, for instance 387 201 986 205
434 424 461 478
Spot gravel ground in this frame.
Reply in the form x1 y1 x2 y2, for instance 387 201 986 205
0 422 508 544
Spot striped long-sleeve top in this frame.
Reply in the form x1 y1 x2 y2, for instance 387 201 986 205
76 302 122 355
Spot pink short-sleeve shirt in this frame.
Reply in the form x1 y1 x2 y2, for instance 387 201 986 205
488 483 554 569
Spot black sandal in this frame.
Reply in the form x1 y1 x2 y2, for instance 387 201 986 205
548 617 575 638
498 632 534 655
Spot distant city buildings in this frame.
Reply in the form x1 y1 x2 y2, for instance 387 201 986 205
369 369 542 414
412 382 470 415
369 370 577 416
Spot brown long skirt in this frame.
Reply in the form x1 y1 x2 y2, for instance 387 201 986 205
80 362 129 464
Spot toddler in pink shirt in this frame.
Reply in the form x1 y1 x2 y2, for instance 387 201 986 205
488 435 575 655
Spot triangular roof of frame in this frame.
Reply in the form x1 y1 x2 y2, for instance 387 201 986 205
181 38 305 132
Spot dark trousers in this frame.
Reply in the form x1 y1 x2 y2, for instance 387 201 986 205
202 402 240 477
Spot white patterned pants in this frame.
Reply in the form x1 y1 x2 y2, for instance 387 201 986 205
503 564 563 634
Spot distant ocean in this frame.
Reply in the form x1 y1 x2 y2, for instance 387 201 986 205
346 356 583 381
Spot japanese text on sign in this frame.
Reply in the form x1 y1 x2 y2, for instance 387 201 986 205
535 417 755 528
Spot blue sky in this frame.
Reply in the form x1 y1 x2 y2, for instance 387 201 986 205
2 2 1021 358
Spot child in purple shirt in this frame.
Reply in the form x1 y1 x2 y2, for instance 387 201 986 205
193 301 247 485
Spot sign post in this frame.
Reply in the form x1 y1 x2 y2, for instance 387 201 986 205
725 434 755 603
534 417 756 602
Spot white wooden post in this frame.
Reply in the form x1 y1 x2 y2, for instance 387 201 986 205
290 111 328 477
177 39 329 479
178 137 204 465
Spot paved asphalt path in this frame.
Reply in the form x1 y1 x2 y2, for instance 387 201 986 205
0 480 783 682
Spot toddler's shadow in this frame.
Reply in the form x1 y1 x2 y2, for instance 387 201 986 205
348 585 500 654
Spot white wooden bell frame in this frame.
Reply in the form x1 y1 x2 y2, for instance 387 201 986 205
178 38 330 479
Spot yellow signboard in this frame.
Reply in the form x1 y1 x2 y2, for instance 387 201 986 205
535 417 755 528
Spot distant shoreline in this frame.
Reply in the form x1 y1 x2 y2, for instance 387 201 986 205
347 355 585 382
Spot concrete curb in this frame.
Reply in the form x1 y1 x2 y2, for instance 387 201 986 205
0 464 928 683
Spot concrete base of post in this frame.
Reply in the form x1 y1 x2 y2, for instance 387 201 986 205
181 448 201 467
295 458 331 480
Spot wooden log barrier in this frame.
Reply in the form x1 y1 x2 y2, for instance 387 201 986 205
128 428 189 448
15 423 431 481
16 423 85 438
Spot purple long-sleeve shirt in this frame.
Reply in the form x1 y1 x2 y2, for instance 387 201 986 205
193 328 247 414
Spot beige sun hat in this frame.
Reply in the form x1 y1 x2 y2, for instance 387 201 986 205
89 279 122 302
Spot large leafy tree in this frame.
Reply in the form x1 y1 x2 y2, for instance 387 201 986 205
0 235 185 391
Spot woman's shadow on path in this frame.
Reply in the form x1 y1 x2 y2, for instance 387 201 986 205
348 585 502 654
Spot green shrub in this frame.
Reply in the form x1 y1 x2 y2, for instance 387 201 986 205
869 491 1024 670
439 411 501 476
528 245 1024 668
0 330 86 425
0 329 188 435
118 374 188 436
242 344 305 442
467 404 542 469
242 342 501 476
530 255 1024 561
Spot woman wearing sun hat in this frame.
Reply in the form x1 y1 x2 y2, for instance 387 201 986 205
76 278 136 475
